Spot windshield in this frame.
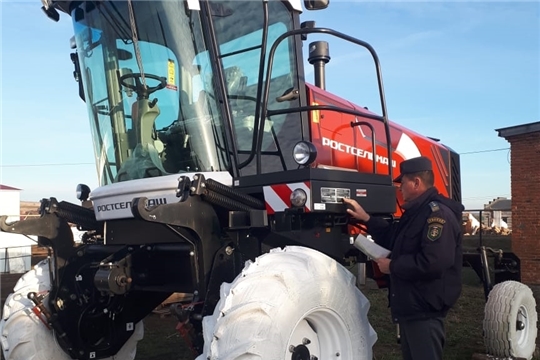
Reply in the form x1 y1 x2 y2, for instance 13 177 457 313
73 1 230 184
209 0 300 175
73 0 299 184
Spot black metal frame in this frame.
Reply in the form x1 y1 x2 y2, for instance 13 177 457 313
462 208 519 300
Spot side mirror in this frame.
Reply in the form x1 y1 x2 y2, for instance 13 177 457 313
300 21 315 40
304 0 329 10
41 5 60 22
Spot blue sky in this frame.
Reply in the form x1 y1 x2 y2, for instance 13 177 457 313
1 1 539 209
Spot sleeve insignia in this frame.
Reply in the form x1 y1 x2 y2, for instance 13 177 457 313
427 223 444 241
427 217 446 225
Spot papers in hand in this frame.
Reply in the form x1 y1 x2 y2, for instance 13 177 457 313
353 234 391 259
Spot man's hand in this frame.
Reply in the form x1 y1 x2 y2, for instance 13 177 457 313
375 258 391 274
342 198 370 222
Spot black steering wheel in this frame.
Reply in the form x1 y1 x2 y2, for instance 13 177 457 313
119 73 167 99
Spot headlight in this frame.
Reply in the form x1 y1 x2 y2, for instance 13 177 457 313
290 188 307 207
76 183 91 201
293 141 317 165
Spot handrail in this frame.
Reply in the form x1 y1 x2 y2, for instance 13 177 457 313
257 27 392 178
351 121 377 174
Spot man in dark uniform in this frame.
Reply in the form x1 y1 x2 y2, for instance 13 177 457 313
343 156 464 360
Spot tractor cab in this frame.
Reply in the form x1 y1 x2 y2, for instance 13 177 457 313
63 0 405 221
68 0 308 184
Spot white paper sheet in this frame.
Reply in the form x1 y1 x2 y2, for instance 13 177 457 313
353 234 391 259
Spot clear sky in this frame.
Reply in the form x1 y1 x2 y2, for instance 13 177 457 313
1 1 539 209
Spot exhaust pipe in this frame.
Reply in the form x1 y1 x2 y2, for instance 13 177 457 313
308 41 330 90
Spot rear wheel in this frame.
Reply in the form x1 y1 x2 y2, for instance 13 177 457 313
483 280 538 359
196 246 377 360
0 259 143 360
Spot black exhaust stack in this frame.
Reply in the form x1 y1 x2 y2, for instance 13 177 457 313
308 41 330 90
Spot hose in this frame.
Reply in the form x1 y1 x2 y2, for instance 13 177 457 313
205 178 264 209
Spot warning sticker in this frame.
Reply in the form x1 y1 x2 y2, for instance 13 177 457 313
166 59 178 91
356 189 367 197
321 187 350 203
314 203 326 210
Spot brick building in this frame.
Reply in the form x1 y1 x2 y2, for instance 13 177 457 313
497 121 540 285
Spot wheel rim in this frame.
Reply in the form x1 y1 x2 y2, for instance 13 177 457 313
515 305 530 348
286 308 352 360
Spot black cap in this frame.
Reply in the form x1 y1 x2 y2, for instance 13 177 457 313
393 156 433 183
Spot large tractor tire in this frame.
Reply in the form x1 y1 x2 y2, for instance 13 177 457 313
196 246 377 360
483 280 538 359
0 259 144 360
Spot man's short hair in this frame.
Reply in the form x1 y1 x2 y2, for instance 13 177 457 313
403 170 434 187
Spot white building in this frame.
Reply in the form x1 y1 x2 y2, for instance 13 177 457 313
0 185 21 223
0 185 36 273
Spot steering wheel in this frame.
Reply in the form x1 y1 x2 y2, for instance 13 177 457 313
119 73 167 99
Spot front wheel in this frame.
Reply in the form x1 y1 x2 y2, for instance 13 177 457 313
483 280 538 359
197 246 377 360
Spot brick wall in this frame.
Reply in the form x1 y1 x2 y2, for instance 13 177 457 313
507 132 540 285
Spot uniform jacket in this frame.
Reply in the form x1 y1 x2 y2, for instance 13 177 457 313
365 187 464 322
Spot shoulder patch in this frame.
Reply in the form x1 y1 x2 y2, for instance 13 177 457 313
428 201 440 212
427 223 444 241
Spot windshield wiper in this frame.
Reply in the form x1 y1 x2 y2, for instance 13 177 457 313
93 1 132 44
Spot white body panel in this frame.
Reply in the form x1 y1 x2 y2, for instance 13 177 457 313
288 0 302 11
90 172 232 221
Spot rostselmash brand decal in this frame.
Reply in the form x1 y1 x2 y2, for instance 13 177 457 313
321 137 397 168
97 197 167 212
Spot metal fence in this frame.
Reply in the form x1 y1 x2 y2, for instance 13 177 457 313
463 208 512 247
0 245 32 274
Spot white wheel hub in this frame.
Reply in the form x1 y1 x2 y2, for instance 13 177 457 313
515 304 530 348
287 309 352 359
